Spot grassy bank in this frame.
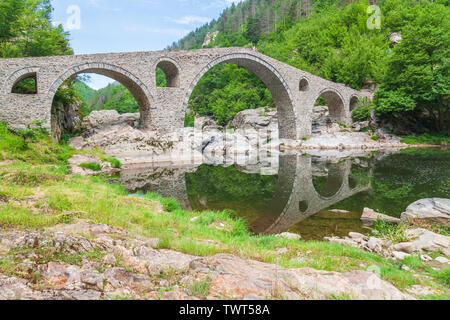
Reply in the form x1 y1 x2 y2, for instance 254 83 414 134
0 122 448 299
400 134 450 146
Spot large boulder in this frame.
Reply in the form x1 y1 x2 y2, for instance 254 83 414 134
393 228 450 257
82 110 121 130
230 107 278 132
401 198 450 227
82 110 139 130
361 208 401 226
194 115 220 131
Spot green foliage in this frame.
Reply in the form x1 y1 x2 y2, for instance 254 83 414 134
188 64 273 126
430 268 450 287
0 0 72 58
11 76 37 94
400 134 450 145
184 110 195 127
371 220 410 243
144 192 180 212
352 98 375 121
104 156 122 168
0 122 74 165
79 162 101 172
156 67 167 87
189 277 211 298
374 2 450 132
245 16 261 44
259 0 388 90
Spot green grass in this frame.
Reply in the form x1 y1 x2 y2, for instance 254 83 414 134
190 277 211 298
371 220 410 243
400 134 450 145
104 156 122 168
79 162 102 171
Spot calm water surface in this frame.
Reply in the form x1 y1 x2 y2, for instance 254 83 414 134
121 149 449 240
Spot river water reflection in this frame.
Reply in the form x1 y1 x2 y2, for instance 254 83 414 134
120 149 449 240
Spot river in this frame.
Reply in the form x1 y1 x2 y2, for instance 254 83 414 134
119 148 449 240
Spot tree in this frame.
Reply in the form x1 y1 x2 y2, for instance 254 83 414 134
245 15 261 44
0 0 72 58
375 3 450 133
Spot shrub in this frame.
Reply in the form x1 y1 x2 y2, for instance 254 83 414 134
104 157 122 168
79 162 101 171
352 99 375 121
184 111 195 128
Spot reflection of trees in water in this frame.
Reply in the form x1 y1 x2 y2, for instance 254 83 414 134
185 165 278 223
329 149 450 217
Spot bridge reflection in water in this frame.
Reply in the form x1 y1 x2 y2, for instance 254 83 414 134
119 154 372 237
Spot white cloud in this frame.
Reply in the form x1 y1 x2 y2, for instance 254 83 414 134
166 15 211 25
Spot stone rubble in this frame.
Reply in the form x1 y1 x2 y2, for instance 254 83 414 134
324 228 450 260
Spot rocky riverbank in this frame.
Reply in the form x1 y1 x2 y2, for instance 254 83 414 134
0 220 414 300
68 108 417 166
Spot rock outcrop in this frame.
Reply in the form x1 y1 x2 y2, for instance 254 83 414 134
389 32 402 48
202 31 219 48
0 220 414 300
51 100 82 142
82 110 140 130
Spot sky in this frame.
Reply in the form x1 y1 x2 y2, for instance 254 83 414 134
51 0 242 89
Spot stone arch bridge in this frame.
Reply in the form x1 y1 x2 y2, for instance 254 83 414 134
0 47 368 139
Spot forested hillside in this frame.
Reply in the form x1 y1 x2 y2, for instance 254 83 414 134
172 0 449 133
74 81 139 115
74 68 168 116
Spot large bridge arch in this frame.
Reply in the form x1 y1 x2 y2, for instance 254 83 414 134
46 62 153 131
182 53 298 140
